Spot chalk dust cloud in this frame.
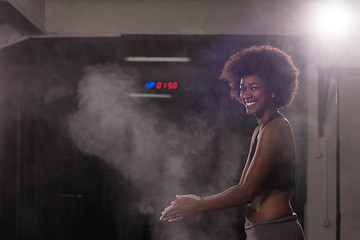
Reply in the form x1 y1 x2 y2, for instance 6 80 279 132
68 63 211 212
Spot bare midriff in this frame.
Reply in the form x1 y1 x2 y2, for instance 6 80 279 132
245 189 293 224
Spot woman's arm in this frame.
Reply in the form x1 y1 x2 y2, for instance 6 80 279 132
239 126 260 185
160 120 285 222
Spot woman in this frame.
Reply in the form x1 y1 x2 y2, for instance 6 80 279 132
160 45 305 240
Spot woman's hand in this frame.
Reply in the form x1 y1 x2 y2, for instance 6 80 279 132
159 194 202 222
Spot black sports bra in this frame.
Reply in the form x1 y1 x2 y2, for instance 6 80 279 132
248 112 295 190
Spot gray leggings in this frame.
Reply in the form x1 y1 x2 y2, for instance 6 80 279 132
245 213 305 240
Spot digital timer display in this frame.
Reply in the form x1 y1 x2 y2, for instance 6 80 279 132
145 81 179 90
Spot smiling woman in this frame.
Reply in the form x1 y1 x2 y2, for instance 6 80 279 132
239 75 273 116
221 45 298 110
160 45 304 240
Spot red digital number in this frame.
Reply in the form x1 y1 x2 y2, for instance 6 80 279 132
156 82 162 89
155 81 178 89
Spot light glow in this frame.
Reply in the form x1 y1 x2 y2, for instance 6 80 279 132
125 56 190 62
129 93 172 98
310 1 354 38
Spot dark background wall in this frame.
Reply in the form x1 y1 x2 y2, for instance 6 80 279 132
0 35 306 240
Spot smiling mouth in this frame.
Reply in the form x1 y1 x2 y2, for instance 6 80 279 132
245 101 256 106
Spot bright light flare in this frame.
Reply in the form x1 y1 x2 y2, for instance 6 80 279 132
309 2 355 38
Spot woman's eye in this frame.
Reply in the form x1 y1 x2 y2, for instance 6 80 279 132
251 87 258 90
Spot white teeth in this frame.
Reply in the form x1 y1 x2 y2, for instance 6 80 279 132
246 102 256 106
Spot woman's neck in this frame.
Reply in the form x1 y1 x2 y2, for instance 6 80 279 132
255 108 278 127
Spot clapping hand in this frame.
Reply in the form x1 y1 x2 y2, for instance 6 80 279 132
159 194 202 222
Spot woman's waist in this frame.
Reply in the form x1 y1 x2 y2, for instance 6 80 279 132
245 212 298 229
245 189 293 223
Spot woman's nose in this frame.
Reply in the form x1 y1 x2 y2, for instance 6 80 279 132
241 90 251 99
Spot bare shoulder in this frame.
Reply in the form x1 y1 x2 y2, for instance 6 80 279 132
265 116 293 133
260 117 294 145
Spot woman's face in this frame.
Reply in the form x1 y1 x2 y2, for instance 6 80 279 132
239 75 273 116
